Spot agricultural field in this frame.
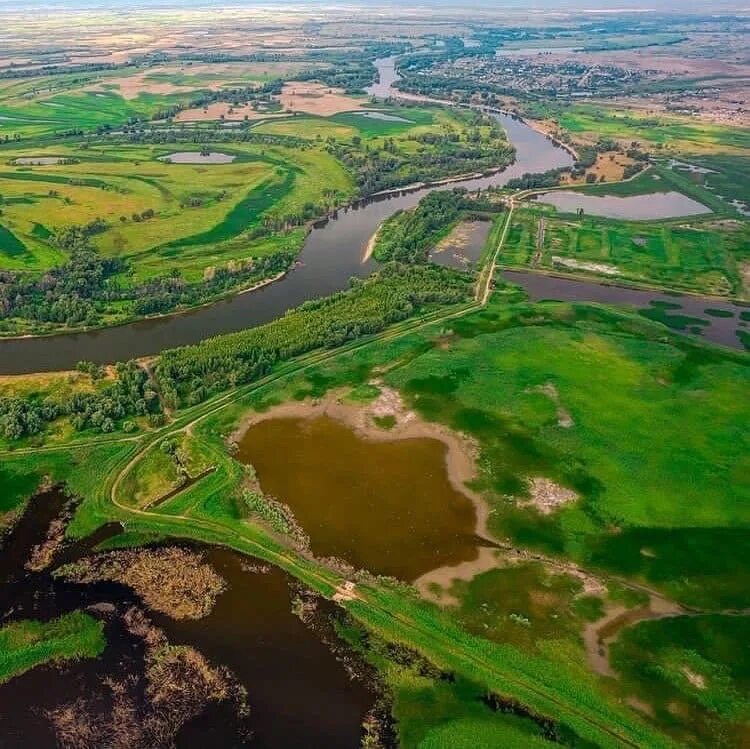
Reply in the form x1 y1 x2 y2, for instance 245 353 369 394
0 60 328 138
502 207 750 297
558 104 750 154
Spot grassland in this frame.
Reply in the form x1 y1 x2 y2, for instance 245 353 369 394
671 155 750 210
0 141 353 279
0 611 105 685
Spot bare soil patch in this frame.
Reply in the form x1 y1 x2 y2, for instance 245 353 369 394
682 666 707 690
277 81 365 116
175 101 280 123
534 382 574 428
522 477 579 515
87 70 206 100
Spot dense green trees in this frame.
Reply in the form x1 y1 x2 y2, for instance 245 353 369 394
326 112 514 195
374 189 503 263
156 264 472 408
0 241 296 332
0 247 125 328
0 362 159 440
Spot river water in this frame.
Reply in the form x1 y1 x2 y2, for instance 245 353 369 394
0 60 573 374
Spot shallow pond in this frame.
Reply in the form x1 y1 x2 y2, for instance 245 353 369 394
237 415 482 581
429 220 491 269
535 190 711 220
0 491 374 748
503 270 747 350
356 110 412 122
159 151 236 164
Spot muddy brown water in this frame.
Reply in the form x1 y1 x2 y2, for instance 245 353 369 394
0 491 375 748
237 415 483 581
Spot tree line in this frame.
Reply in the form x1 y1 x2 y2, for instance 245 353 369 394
0 361 160 440
155 263 472 408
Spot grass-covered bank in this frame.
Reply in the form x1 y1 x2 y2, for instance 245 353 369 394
0 611 105 685
503 206 749 297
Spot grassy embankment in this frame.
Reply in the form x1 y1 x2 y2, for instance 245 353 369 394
558 104 750 155
0 611 105 684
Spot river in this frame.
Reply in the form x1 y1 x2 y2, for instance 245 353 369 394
0 59 573 374
2 58 742 374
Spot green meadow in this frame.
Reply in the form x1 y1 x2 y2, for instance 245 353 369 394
0 611 105 685
0 141 353 279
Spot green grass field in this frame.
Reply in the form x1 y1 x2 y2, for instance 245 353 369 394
670 155 750 210
0 141 353 279
0 611 105 685
559 104 750 154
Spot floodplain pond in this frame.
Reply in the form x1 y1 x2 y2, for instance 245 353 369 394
429 219 492 269
13 157 65 165
237 415 483 581
536 190 711 220
356 110 413 123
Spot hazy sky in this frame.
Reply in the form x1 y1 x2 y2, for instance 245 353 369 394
0 0 742 8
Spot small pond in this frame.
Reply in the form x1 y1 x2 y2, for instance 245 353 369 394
535 190 711 220
237 415 482 581
159 151 236 164
356 110 412 123
429 220 491 269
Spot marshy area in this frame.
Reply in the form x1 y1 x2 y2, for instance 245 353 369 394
0 489 377 749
